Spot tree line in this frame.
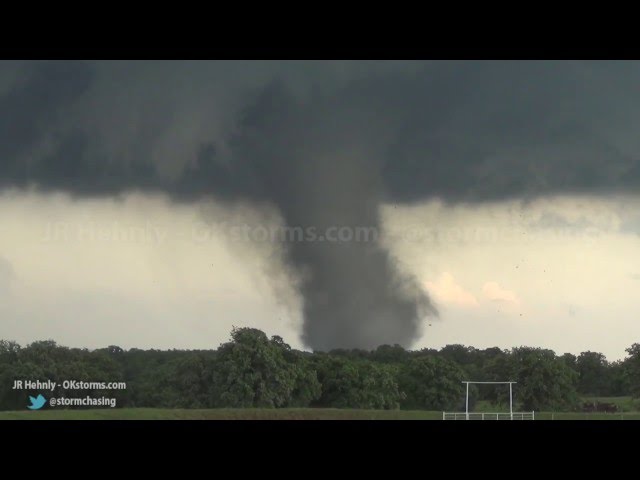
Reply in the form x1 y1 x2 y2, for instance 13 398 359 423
1 328 639 411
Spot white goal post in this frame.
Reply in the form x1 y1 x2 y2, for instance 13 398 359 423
442 381 535 420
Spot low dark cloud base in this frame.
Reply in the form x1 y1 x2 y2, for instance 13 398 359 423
1 61 639 349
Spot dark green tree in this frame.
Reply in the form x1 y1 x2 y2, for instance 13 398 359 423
608 360 630 397
315 356 403 409
211 328 318 408
371 344 410 364
399 356 466 410
560 353 578 371
576 351 610 395
626 343 640 398
510 347 579 411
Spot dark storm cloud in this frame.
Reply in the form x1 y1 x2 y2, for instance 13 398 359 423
174 61 640 204
2 60 640 349
380 62 640 202
3 61 640 201
0 61 161 193
0 61 93 186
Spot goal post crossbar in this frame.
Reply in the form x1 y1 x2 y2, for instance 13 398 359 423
461 381 518 384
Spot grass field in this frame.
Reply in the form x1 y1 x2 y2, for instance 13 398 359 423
1 408 639 420
0 408 443 420
582 396 640 412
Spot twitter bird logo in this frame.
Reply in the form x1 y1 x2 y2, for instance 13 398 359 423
27 394 46 410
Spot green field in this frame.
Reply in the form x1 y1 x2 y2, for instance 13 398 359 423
0 408 443 420
581 396 640 412
1 407 639 420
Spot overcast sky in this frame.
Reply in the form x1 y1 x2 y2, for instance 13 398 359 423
0 61 639 359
